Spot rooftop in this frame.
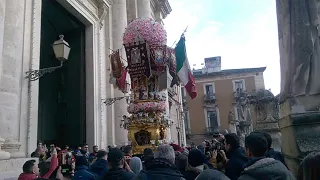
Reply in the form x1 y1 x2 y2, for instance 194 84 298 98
193 67 266 79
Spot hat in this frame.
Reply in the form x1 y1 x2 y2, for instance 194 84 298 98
188 149 204 167
108 148 124 163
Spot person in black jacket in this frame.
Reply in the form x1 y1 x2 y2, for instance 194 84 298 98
134 144 185 180
220 133 248 180
103 148 135 180
254 131 286 166
90 150 108 179
238 133 295 180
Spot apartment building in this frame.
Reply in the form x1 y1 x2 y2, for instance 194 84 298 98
182 57 266 145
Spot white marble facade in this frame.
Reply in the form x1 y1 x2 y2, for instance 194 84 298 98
0 0 174 178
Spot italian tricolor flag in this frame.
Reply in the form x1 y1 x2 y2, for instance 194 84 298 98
175 35 197 99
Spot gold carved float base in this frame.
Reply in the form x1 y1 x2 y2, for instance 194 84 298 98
128 122 166 155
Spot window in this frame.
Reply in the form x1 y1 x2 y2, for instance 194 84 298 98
205 84 214 95
234 80 245 92
207 111 218 128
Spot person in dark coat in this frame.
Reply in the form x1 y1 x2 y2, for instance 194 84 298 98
297 151 320 180
89 145 99 164
90 150 108 178
142 148 154 170
183 149 209 180
103 148 135 180
195 169 230 180
221 133 248 180
238 133 295 180
175 153 188 177
254 131 286 165
134 144 185 180
73 155 96 180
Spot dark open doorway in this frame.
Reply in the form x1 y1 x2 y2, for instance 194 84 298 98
38 0 86 148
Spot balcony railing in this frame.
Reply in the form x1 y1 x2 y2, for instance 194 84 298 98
233 89 247 99
206 126 220 134
204 93 216 103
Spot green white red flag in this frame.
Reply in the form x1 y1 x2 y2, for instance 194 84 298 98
175 35 197 99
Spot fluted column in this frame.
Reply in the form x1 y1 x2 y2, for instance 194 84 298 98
137 0 152 19
126 0 138 23
112 0 129 146
0 0 25 158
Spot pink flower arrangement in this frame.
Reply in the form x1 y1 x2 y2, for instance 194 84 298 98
123 18 167 45
128 101 166 113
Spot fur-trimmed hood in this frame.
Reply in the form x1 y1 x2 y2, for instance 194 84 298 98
239 158 295 180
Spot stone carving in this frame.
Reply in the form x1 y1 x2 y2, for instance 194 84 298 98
228 110 237 134
234 90 252 137
98 2 108 29
248 89 282 151
277 0 320 111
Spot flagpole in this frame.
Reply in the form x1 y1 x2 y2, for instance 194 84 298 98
171 26 188 47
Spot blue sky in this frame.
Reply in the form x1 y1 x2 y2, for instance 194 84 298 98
164 0 280 95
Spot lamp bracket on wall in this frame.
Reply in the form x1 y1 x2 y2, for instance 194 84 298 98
25 62 63 81
102 95 130 106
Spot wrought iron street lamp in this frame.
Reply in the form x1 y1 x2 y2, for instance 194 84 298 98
102 95 130 106
26 35 70 81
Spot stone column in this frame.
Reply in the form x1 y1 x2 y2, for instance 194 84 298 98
276 0 320 175
0 0 25 158
112 0 129 146
126 0 138 23
0 1 10 160
137 0 152 19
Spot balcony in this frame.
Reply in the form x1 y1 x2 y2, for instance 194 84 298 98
204 93 216 103
233 89 247 100
206 126 220 135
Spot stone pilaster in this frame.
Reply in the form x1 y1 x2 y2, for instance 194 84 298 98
137 0 152 19
0 2 8 160
126 0 138 23
0 0 26 158
112 0 129 146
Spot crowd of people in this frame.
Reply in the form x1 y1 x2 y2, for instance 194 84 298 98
17 131 319 180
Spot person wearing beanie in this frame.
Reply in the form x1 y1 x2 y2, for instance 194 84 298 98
90 150 108 178
73 155 96 180
142 148 154 170
183 149 208 180
103 148 135 180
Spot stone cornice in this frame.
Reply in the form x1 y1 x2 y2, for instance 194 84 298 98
74 0 110 28
151 0 172 19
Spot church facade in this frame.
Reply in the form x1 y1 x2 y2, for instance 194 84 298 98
0 0 184 178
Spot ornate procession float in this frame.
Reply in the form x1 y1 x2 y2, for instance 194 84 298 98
109 18 196 154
